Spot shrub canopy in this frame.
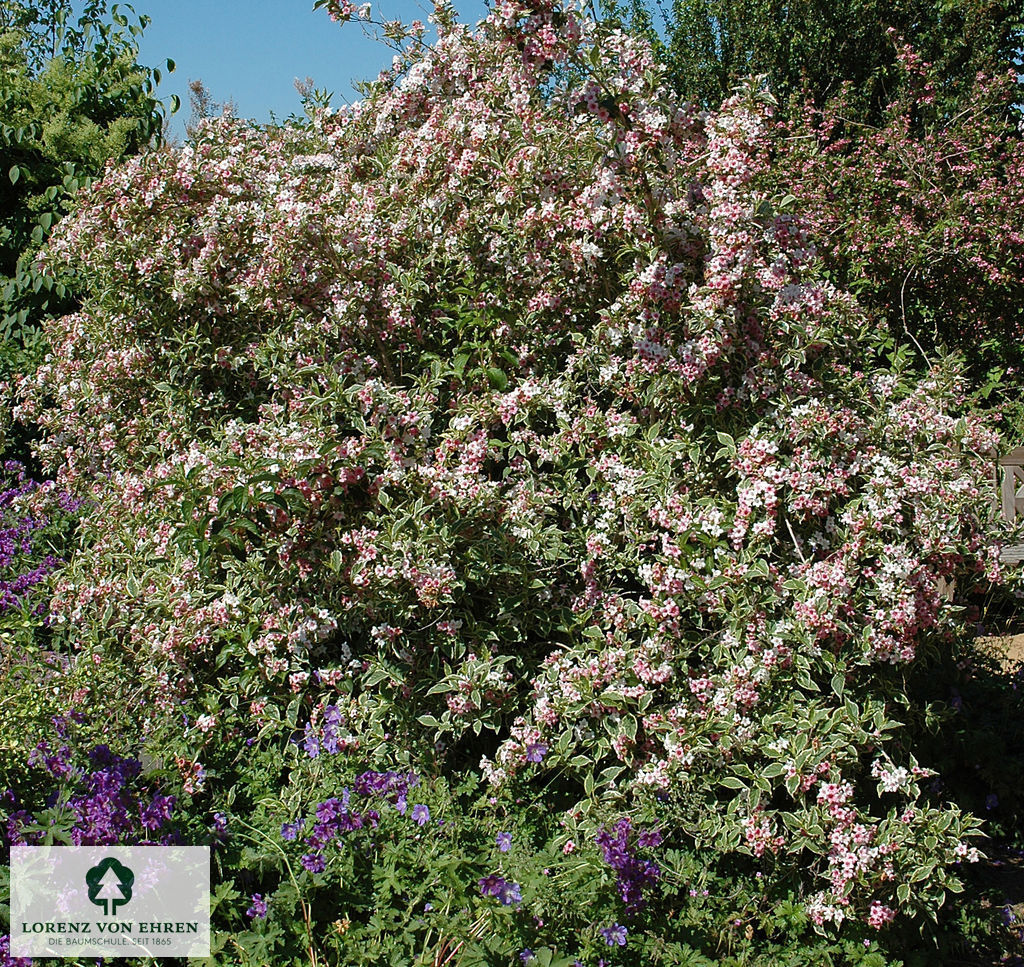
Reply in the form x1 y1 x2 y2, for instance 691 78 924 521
14 0 1016 958
617 0 1023 118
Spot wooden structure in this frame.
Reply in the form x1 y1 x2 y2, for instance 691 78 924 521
999 447 1024 563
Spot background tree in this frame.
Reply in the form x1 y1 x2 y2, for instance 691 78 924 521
771 52 1024 404
184 77 236 141
618 0 1023 118
0 0 174 459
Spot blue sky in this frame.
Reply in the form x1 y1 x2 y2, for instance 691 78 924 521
133 0 489 139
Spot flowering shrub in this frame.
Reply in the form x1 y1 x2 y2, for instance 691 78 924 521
11 0 1022 959
771 43 1024 392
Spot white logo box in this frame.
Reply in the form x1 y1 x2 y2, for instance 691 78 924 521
11 845 210 959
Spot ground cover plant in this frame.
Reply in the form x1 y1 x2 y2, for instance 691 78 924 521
2 0 1024 963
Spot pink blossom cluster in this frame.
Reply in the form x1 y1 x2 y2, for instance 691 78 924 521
21 0 1003 936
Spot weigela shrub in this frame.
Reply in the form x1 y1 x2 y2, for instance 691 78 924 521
771 42 1024 392
13 0 1019 957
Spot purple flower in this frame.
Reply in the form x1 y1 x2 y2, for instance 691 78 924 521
353 770 418 805
281 819 304 841
520 950 534 964
525 743 548 763
0 464 80 615
321 725 341 755
595 818 661 911
302 723 320 758
600 924 627 946
496 831 512 852
411 804 430 826
140 794 176 831
316 798 344 823
0 933 33 967
637 829 663 849
290 772 422 863
986 793 999 810
247 894 268 919
301 852 326 873
478 874 522 906
7 727 177 847
324 705 344 726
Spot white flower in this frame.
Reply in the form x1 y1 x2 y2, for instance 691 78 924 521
195 714 217 733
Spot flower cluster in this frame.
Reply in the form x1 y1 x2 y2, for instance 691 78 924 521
302 704 352 757
478 873 522 906
290 771 422 873
0 462 81 614
4 717 176 848
0 934 32 967
595 818 662 912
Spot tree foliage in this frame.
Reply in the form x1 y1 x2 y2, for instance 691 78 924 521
0 0 172 395
770 52 1024 397
618 0 1023 117
614 0 1024 406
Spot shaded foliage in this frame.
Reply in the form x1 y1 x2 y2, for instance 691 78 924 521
617 0 1023 119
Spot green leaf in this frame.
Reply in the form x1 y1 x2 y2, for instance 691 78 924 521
363 667 391 688
486 367 508 390
718 776 747 790
8 166 19 185
620 714 638 739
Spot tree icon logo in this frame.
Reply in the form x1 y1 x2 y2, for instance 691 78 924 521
86 858 134 915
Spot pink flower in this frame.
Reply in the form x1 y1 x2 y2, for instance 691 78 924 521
867 901 896 929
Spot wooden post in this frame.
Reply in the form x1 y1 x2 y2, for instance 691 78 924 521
995 449 1024 563
998 448 1024 522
